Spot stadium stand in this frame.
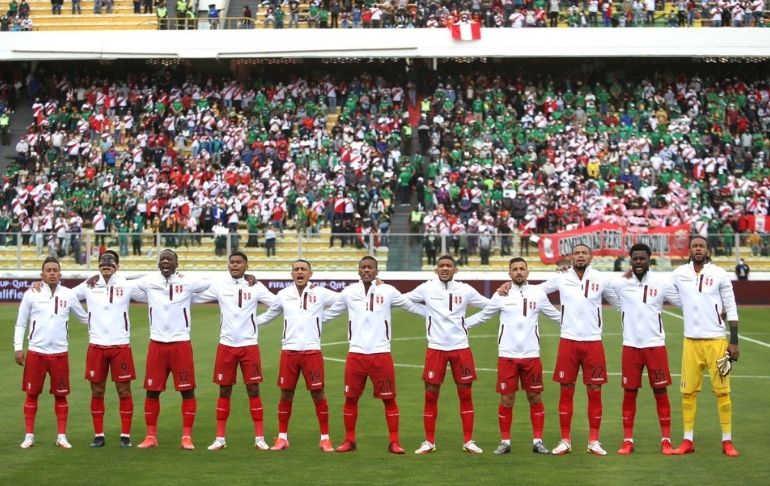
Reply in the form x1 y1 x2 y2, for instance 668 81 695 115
5 0 766 31
1 54 769 271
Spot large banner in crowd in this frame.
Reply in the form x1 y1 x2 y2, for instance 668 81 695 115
536 223 692 265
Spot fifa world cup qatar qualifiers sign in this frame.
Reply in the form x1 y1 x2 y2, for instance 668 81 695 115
0 278 37 301
537 223 692 264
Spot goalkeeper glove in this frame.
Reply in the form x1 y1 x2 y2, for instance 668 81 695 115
716 351 733 377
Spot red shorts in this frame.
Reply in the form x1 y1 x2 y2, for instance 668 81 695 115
552 338 607 385
497 357 544 394
22 351 70 396
144 340 196 392
422 347 477 385
277 350 324 391
213 344 263 386
621 345 672 389
344 352 396 399
85 344 136 383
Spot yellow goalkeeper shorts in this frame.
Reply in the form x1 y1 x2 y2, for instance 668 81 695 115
680 337 730 395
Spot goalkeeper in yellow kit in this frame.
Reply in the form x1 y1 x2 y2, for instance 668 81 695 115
670 236 740 457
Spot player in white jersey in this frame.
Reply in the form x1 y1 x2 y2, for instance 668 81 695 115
323 256 425 454
73 250 146 448
538 244 619 456
131 249 212 450
608 243 680 455
405 255 490 455
193 251 278 451
14 256 88 449
671 236 740 457
465 257 560 455
256 259 341 452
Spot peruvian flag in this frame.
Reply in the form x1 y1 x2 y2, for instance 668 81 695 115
451 21 481 41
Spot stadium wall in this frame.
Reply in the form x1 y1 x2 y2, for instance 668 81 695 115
2 28 770 60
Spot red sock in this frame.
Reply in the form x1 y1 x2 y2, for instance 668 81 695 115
277 399 292 434
383 399 399 443
423 389 439 443
343 397 358 442
182 398 196 437
558 386 575 441
91 397 105 435
498 404 513 441
458 386 474 443
622 389 638 440
144 397 159 437
654 390 671 439
54 396 68 434
249 396 264 437
530 401 545 440
119 396 133 436
587 387 602 442
216 397 230 437
23 394 38 434
314 398 330 435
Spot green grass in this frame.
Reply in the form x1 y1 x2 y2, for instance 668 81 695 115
1 303 769 485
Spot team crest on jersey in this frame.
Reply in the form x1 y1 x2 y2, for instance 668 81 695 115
529 301 537 310
376 295 385 305
704 277 714 287
590 283 600 292
174 284 184 294
242 291 252 301
453 295 463 305
648 288 658 297
307 294 317 304
114 288 124 297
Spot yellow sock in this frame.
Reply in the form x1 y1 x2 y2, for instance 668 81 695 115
716 393 732 439
682 393 697 439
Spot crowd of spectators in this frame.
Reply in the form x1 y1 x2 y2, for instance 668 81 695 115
213 0 767 29
407 63 770 262
2 0 33 31
3 65 408 260
3 61 770 265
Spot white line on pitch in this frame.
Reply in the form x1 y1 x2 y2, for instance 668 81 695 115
322 333 622 348
321 357 770 379
662 310 770 349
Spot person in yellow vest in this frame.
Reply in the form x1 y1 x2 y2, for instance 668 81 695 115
156 1 168 29
185 3 196 29
175 0 186 29
0 111 10 146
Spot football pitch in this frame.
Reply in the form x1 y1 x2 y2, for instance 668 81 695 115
2 303 769 486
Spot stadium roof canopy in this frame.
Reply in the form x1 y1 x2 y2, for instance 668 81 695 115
1 28 770 61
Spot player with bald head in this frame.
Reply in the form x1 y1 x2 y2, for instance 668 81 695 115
538 244 619 456
132 249 212 450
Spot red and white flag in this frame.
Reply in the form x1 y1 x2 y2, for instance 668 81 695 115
451 21 481 41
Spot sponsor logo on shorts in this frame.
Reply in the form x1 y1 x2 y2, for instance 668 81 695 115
428 371 435 379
